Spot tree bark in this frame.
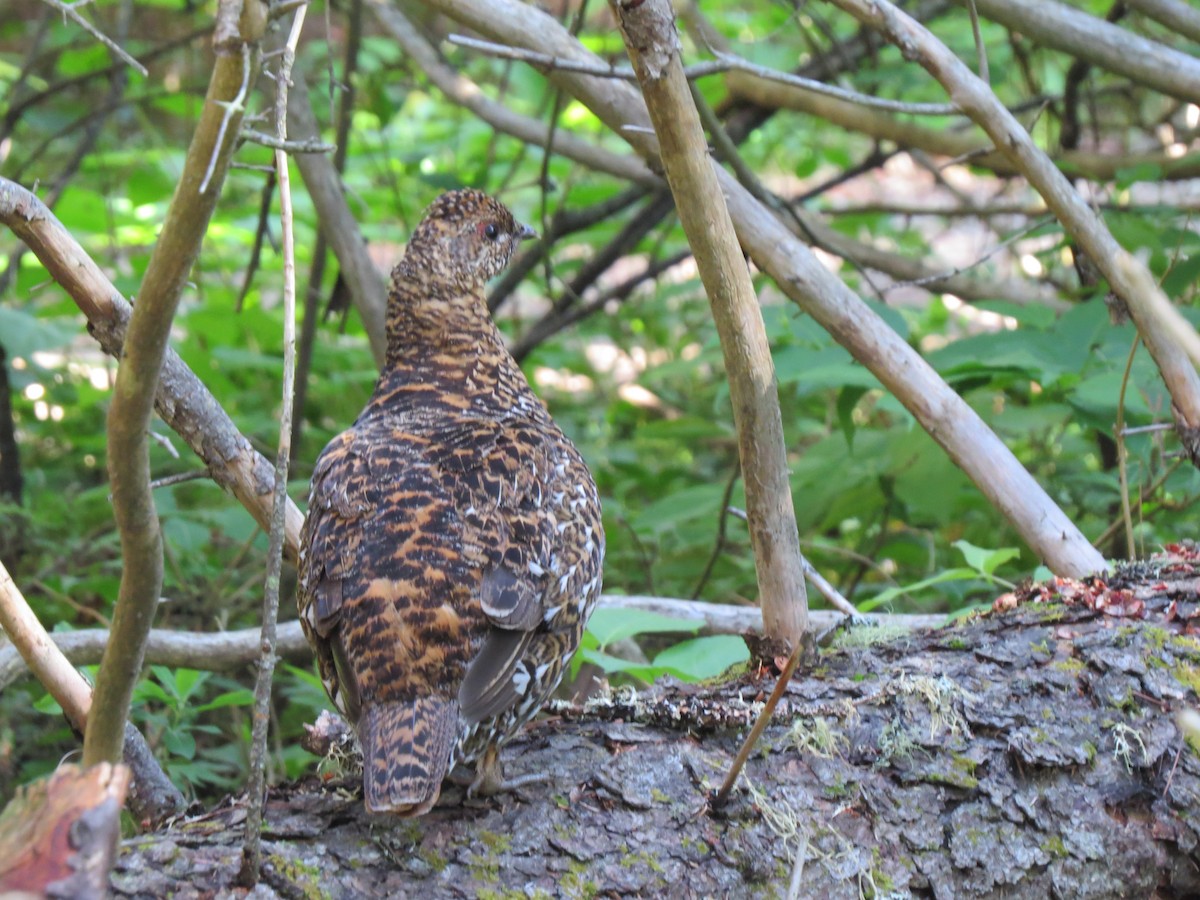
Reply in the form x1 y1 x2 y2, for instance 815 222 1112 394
107 560 1200 898
613 0 809 652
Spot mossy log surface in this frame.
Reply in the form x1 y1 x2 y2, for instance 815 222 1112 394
111 562 1200 898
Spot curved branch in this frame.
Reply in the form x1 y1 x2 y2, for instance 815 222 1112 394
726 71 1200 183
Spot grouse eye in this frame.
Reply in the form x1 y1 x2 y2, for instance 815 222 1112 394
483 223 500 241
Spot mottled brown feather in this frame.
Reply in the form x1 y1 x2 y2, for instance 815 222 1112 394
298 189 604 815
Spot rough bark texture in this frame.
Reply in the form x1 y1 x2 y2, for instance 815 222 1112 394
110 556 1200 898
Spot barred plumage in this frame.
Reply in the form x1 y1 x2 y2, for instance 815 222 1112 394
297 189 604 815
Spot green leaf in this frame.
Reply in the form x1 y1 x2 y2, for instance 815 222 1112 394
163 728 197 760
859 568 980 611
33 692 62 715
195 689 255 712
836 386 867 449
585 607 702 648
651 635 749 682
0 308 78 360
953 540 1019 577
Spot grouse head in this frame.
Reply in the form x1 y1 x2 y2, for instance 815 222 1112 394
400 189 536 293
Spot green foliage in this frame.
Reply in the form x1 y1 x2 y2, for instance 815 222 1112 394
1 0 1197 806
574 607 750 683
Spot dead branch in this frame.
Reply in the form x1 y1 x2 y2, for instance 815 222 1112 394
613 0 809 650
0 179 304 560
286 69 388 366
959 0 1200 104
726 72 1200 183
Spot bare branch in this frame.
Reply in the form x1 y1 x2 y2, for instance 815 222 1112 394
710 50 960 115
36 0 148 76
959 0 1200 104
613 0 809 650
239 128 335 153
241 5 305 882
726 71 1200 183
0 597 954 692
286 72 388 367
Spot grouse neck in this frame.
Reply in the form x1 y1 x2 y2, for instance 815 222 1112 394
367 301 533 423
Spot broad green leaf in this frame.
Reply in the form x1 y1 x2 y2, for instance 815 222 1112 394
859 568 980 611
0 308 78 360
195 689 255 713
651 635 749 682
953 540 1020 577
585 607 702 648
163 728 198 761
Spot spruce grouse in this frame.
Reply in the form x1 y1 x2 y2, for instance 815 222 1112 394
297 189 605 815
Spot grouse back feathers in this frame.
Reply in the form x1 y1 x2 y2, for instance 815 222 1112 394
298 189 604 815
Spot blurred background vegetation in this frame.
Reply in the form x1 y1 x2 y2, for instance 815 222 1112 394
0 0 1197 803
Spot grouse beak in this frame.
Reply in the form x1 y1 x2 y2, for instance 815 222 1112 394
517 223 538 241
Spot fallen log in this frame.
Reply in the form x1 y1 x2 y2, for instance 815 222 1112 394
109 554 1200 898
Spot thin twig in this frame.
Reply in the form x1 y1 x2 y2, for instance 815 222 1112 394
712 636 805 808
236 169 277 312
965 0 988 84
240 2 305 885
1093 459 1182 550
898 215 1055 290
1121 423 1175 437
1115 337 1141 560
148 468 211 491
240 128 335 153
692 464 741 600
449 32 963 115
200 43 252 195
37 0 148 75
